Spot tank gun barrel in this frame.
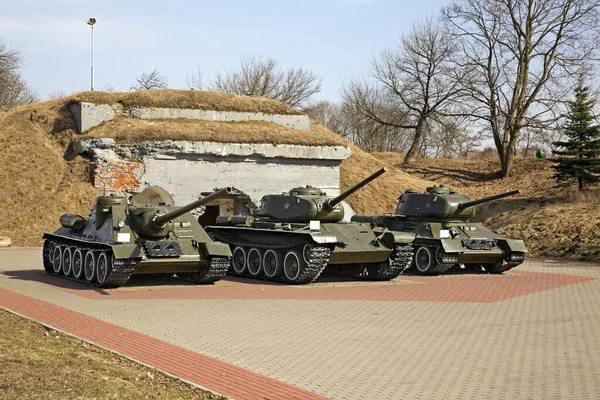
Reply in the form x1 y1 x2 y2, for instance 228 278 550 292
457 189 520 210
324 167 387 211
154 187 232 226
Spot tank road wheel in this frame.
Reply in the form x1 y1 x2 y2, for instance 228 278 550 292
414 246 435 274
232 247 247 274
72 249 84 279
96 252 112 286
263 249 283 279
52 245 62 274
283 249 306 283
62 247 73 276
247 248 263 277
42 240 53 272
84 251 96 282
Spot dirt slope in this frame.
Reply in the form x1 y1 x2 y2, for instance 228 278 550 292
372 153 600 262
0 92 432 246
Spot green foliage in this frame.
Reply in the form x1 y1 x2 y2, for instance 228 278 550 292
552 77 600 190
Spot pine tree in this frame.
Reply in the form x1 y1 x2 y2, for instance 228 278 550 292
552 77 600 191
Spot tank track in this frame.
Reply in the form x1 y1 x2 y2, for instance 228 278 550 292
326 244 414 281
187 256 230 284
483 252 525 274
43 238 137 288
428 253 459 275
359 244 414 280
208 230 331 284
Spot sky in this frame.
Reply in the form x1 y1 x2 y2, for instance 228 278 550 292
1 0 450 102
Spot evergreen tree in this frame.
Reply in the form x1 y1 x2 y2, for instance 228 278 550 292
552 77 600 191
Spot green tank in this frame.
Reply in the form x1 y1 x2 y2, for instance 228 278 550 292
206 168 415 285
351 185 527 275
42 187 233 288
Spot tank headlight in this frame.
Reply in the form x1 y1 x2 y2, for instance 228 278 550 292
117 220 125 228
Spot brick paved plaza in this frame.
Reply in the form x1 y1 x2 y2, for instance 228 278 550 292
1 248 599 399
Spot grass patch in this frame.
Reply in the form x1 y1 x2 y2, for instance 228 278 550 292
0 309 224 399
86 119 346 147
68 90 302 115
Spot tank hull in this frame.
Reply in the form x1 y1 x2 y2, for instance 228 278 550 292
352 216 527 275
206 223 414 285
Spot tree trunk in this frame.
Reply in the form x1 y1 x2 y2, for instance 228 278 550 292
403 120 424 165
578 177 583 191
500 128 519 177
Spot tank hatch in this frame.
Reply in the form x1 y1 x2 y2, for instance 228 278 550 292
289 186 326 196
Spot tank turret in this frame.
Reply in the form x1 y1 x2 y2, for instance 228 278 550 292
395 186 520 221
257 167 387 223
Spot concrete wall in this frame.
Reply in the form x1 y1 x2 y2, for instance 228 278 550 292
142 157 342 205
69 102 311 133
77 139 351 207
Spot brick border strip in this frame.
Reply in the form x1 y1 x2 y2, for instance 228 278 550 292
0 288 326 400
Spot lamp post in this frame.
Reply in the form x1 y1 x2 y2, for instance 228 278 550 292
86 17 97 91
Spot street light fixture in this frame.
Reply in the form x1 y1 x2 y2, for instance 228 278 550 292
86 17 97 91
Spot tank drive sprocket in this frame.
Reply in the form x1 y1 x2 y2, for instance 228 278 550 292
186 256 231 284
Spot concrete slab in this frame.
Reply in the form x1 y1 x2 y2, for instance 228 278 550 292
69 102 311 133
1 249 599 400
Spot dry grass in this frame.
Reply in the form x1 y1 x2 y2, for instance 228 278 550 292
68 90 302 115
0 109 99 246
86 119 345 147
0 309 223 399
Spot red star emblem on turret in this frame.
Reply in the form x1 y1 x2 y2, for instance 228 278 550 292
425 202 431 208
284 202 290 210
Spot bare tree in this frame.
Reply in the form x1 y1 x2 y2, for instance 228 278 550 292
210 54 322 108
342 18 469 164
443 0 600 177
131 69 168 91
304 100 412 152
186 67 204 90
0 38 38 109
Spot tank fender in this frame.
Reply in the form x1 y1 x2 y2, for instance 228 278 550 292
111 245 143 260
200 241 233 258
307 231 338 244
496 238 528 253
439 239 464 254
377 231 414 249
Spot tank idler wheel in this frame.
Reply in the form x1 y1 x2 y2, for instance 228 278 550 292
414 246 435 274
96 252 112 286
84 250 96 282
247 248 264 276
72 249 84 279
42 240 53 272
263 249 283 278
283 249 306 283
62 246 73 276
232 247 247 274
52 245 63 274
